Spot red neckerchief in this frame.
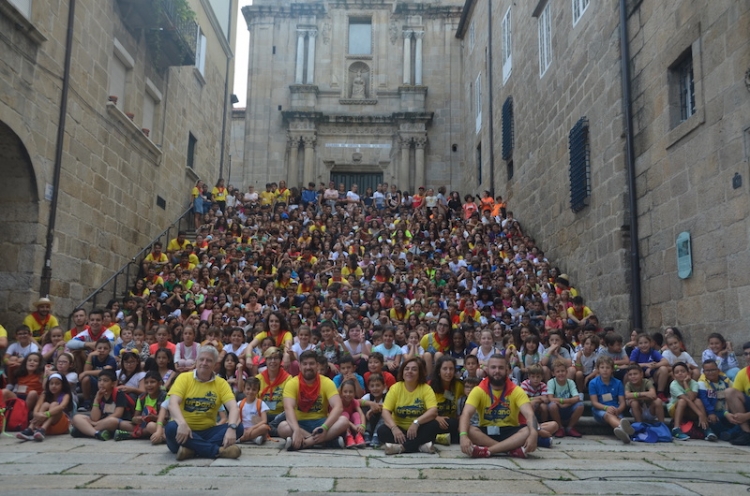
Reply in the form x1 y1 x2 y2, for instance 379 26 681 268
297 374 321 412
88 326 107 342
69 325 90 339
272 330 288 348
261 368 290 398
479 376 516 409
32 312 51 328
435 332 450 352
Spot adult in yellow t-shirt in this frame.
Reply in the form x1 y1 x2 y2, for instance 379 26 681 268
378 356 439 454
459 355 538 458
166 346 243 459
256 347 292 419
23 298 60 343
277 350 349 450
212 178 228 211
727 359 750 445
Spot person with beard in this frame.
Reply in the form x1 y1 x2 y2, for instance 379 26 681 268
459 354 538 458
278 350 349 450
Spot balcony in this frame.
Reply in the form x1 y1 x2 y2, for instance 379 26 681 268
116 0 198 68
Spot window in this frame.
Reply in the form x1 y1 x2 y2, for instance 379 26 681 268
187 133 197 170
569 117 590 213
572 0 590 26
348 18 372 55
538 3 552 77
676 54 695 122
475 73 482 133
476 143 482 185
108 39 134 111
142 94 156 135
195 27 207 76
501 97 514 161
501 7 512 84
469 20 475 53
8 0 31 18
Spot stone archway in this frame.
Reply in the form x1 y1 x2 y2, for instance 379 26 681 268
0 120 41 326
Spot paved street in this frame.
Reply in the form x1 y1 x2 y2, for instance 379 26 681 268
1 434 749 495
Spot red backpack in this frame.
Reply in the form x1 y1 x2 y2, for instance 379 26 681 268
0 397 29 432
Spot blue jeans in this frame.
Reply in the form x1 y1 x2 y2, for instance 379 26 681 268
165 421 244 458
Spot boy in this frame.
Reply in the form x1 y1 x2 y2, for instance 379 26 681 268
456 376 481 428
238 377 271 445
79 338 117 412
698 359 735 440
521 365 549 423
360 373 387 446
668 362 710 441
462 355 480 381
547 360 584 438
333 355 365 397
372 327 402 374
3 325 40 384
571 335 599 393
114 370 168 442
624 364 664 423
601 333 629 381
363 352 396 390
316 322 348 376
588 356 634 443
70 369 135 440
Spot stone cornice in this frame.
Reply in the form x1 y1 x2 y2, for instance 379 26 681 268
289 84 320 95
282 110 434 125
242 3 327 23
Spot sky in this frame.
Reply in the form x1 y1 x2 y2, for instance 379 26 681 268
233 1 253 108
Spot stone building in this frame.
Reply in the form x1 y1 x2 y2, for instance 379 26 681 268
0 0 238 326
237 0 465 194
457 0 750 346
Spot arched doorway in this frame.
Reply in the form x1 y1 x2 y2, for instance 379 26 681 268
0 120 40 326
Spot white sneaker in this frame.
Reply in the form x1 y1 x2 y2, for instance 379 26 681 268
285 437 294 451
619 418 635 436
418 441 436 454
254 435 265 445
613 426 631 444
383 443 403 455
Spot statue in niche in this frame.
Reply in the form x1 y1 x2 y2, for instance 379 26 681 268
351 70 367 99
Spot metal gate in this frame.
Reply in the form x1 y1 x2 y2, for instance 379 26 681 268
330 172 383 196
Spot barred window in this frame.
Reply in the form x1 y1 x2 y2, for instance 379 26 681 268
501 97 514 161
569 117 590 213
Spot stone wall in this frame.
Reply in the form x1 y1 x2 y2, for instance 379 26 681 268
0 0 237 327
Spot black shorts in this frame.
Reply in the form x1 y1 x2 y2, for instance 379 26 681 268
479 425 524 442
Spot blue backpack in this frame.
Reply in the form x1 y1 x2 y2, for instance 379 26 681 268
630 422 673 443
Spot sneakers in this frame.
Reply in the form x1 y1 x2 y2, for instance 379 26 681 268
94 430 111 441
553 428 565 438
253 435 265 446
730 431 750 446
371 433 380 448
16 428 34 441
217 445 241 459
435 433 451 446
364 432 371 446
345 434 356 448
507 447 526 459
672 427 690 441
176 446 196 461
353 433 366 448
285 437 295 451
69 426 84 438
657 392 669 403
470 444 491 458
537 436 552 448
33 429 45 442
333 436 346 449
566 427 582 438
705 428 718 442
114 430 132 442
383 443 404 455
613 427 631 444
619 419 635 436
77 401 92 412
418 441 436 454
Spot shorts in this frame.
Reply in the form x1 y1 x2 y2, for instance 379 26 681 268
556 402 582 420
297 418 326 434
479 425 523 442
46 414 70 436
593 407 621 424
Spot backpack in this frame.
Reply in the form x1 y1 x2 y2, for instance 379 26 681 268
238 397 263 420
112 387 136 419
1 397 29 432
630 421 673 443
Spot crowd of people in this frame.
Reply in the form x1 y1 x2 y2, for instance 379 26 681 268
2 177 750 461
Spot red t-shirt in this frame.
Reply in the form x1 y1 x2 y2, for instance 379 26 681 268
149 341 177 356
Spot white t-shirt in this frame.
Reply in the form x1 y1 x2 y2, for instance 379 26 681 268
117 370 146 389
239 398 270 428
292 342 315 357
6 342 40 358
662 349 698 367
346 191 360 203
223 343 248 357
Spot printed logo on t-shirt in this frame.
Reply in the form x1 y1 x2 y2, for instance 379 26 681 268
395 398 426 418
184 391 218 413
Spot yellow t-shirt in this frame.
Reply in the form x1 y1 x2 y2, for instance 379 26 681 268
259 191 275 206
254 331 293 348
192 186 200 199
341 266 364 279
212 187 227 202
23 313 60 343
733 367 750 396
276 189 291 204
256 373 292 415
144 252 169 266
466 382 529 428
0 325 7 342
170 372 235 431
283 375 339 421
434 381 465 418
167 238 190 253
383 382 437 430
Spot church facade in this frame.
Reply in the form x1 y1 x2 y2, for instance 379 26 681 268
237 0 465 193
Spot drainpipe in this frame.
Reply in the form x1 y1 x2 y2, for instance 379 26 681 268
40 0 76 297
218 3 234 180
619 0 642 329
486 0 495 196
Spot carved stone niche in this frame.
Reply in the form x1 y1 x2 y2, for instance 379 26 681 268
340 61 377 105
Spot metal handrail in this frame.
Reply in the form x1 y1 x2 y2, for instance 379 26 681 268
68 204 194 327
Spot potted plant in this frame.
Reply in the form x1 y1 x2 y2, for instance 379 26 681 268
126 112 135 120
108 95 118 104
141 128 150 137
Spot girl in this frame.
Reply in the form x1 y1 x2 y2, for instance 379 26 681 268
372 327 403 374
174 325 199 373
430 355 463 445
16 372 72 441
662 334 700 379
401 330 425 360
219 353 245 397
291 325 315 360
471 329 501 378
344 325 372 376
251 337 275 376
148 348 176 390
117 351 146 401
55 352 78 392
41 326 65 365
339 380 367 448
3 352 44 413
515 335 542 384
702 333 740 380
668 362 709 441
132 326 151 364
223 327 248 360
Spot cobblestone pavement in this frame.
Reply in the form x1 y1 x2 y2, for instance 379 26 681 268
1 434 749 495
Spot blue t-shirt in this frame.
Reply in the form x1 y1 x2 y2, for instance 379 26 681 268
629 348 663 366
333 373 365 391
588 375 624 407
373 343 403 360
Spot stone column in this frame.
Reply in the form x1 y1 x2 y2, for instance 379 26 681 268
414 136 427 189
302 135 317 186
414 31 424 85
402 30 412 85
399 136 411 191
287 134 300 187
306 29 317 84
295 30 306 84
